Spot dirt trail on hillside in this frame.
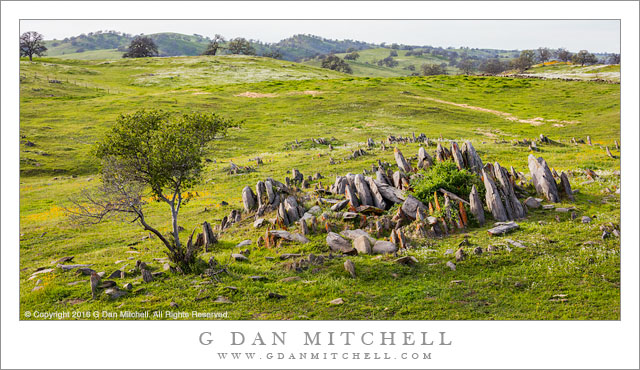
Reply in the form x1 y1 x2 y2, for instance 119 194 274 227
412 95 578 126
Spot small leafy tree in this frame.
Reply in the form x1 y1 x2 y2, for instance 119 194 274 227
480 58 507 75
607 53 621 64
421 63 447 76
389 50 398 57
202 34 225 56
377 56 398 68
511 49 537 71
321 55 352 73
20 31 48 61
457 59 475 75
556 48 573 62
572 50 598 66
344 51 360 60
226 37 256 55
67 110 238 272
537 47 552 63
123 36 158 58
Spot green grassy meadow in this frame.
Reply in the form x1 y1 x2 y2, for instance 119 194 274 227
20 55 620 320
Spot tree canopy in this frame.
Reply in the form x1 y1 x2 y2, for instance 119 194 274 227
20 31 47 61
321 55 353 74
123 36 158 58
226 37 256 55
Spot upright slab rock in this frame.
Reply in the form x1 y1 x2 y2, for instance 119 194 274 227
242 186 257 212
367 177 388 210
417 147 433 170
354 174 374 207
345 185 360 208
528 154 560 202
333 176 347 195
559 172 575 201
492 162 526 220
284 196 301 223
450 141 465 170
461 141 483 174
256 181 267 208
394 147 412 173
469 185 485 226
264 180 276 205
482 164 508 222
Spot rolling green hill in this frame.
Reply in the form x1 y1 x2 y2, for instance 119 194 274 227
304 48 460 77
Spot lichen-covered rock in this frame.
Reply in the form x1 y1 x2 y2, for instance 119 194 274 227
528 154 560 202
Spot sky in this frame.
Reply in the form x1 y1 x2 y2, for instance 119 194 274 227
20 20 620 53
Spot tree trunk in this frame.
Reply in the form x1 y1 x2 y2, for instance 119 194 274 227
171 206 181 249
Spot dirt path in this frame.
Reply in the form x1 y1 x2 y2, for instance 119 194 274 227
412 95 577 126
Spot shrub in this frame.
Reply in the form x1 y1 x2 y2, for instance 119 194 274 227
410 161 484 205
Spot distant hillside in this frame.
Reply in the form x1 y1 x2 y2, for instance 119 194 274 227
45 31 210 57
44 31 375 61
270 34 375 61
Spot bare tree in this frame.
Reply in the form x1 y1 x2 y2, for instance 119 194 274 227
20 31 48 61
202 34 225 56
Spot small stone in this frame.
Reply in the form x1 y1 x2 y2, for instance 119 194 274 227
308 206 322 215
542 205 555 210
253 218 266 228
123 283 133 290
344 259 356 278
232 253 248 262
236 240 252 248
581 216 592 224
444 249 454 255
107 270 122 279
473 246 483 255
99 281 117 289
446 261 456 271
141 269 153 283
214 296 232 303
104 288 127 300
280 276 301 283
523 197 541 209
329 298 344 305
170 302 178 308
372 240 397 254
455 248 467 262
556 208 570 212
394 256 418 266
268 292 286 299
250 275 266 281
352 235 372 255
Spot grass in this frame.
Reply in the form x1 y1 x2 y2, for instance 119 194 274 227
19 55 620 320
525 63 620 82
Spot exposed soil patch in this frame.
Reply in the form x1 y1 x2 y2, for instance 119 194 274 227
235 91 278 98
286 90 324 96
414 95 579 126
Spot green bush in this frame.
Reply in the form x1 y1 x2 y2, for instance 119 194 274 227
410 160 485 205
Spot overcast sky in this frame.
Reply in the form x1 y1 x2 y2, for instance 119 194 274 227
20 20 620 53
